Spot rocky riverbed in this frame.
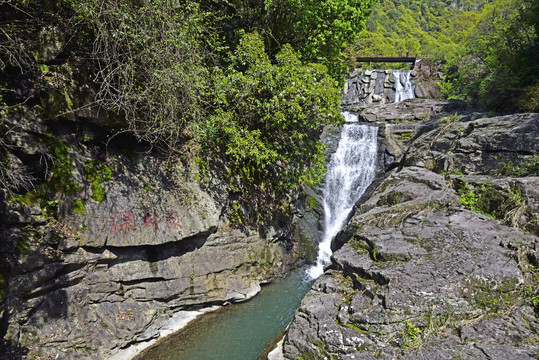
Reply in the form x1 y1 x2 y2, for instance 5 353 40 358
281 100 539 359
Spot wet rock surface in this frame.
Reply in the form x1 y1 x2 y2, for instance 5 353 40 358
283 106 539 359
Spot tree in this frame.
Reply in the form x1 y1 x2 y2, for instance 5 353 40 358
199 33 342 203
265 0 376 80
445 0 538 110
69 0 213 150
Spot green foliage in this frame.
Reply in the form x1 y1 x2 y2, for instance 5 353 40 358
497 154 539 177
72 199 86 215
69 0 212 149
199 33 342 203
466 278 520 314
228 201 245 224
3 0 375 214
524 275 539 313
351 0 483 69
45 137 80 195
401 319 422 352
265 0 376 79
519 80 539 112
442 0 538 110
44 199 59 218
305 195 318 210
9 136 81 219
395 132 413 141
458 183 484 213
355 0 538 112
457 180 536 233
83 159 112 202
379 191 403 206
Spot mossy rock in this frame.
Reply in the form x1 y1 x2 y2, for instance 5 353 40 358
83 159 112 202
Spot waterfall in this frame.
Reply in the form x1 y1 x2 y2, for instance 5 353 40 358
307 113 378 279
393 70 415 103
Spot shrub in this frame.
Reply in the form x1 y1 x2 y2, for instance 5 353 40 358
198 33 342 204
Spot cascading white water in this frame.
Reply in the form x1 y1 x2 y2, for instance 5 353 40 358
394 70 415 103
307 113 378 279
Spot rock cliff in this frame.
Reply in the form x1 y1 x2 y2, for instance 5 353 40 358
283 101 539 359
0 104 305 359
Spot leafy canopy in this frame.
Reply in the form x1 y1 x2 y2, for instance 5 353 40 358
443 0 538 110
200 33 342 197
355 0 538 111
265 0 376 79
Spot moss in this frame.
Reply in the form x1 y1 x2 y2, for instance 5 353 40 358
464 278 520 314
0 258 9 301
346 322 369 334
497 153 539 177
228 201 245 224
45 136 81 195
457 181 536 233
378 191 403 206
15 237 31 255
83 159 112 202
193 156 209 183
350 236 384 262
297 351 319 360
6 136 76 209
72 199 86 215
395 132 413 141
8 136 79 216
305 194 317 210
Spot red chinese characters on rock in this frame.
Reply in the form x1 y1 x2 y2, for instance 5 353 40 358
143 212 159 231
110 210 182 233
111 211 136 233
166 210 183 230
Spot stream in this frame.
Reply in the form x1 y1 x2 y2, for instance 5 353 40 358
137 71 413 360
137 120 378 360
136 268 314 360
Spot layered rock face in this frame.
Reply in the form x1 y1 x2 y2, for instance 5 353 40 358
341 61 442 111
341 69 403 110
283 102 539 359
0 106 302 359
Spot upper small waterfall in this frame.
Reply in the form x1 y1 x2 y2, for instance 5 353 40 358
341 69 415 109
393 70 415 103
307 113 378 279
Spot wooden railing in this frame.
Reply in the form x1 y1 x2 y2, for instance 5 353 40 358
356 54 419 63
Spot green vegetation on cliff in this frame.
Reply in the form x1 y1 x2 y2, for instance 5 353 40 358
0 0 375 209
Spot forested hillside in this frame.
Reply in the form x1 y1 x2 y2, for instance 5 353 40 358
351 0 538 111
